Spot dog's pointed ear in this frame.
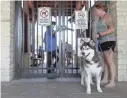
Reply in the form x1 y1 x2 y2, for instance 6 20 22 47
89 40 95 46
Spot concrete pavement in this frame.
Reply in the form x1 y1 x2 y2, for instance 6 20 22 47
1 78 127 98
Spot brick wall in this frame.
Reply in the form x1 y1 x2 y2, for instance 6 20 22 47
1 1 15 81
116 1 127 81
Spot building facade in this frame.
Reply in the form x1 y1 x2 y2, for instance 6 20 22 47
0 1 127 81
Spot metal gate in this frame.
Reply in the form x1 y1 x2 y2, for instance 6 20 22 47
21 1 97 78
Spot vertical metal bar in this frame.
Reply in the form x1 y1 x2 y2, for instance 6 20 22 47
80 29 82 75
50 1 53 73
32 7 35 54
36 1 39 74
28 19 30 53
82 3 86 38
67 3 68 44
31 5 35 74
55 1 58 74
30 23 31 53
58 2 62 77
71 1 73 74
29 20 32 74
75 30 79 74
27 2 30 74
89 0 92 38
75 1 78 75
21 3 24 77
41 26 43 74
45 4 48 76
22 8 24 71
62 1 65 76
66 1 69 75
76 31 78 75
90 1 92 39
14 1 21 78
91 1 96 40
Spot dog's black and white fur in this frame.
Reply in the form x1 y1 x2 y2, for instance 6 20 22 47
80 38 104 94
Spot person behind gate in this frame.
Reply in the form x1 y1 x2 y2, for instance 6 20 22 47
44 22 58 75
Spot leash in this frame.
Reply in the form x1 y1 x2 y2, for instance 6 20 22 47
94 37 104 61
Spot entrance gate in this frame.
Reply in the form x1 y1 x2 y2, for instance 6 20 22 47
21 1 97 78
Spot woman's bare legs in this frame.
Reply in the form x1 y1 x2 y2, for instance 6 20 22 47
104 49 116 88
101 56 109 84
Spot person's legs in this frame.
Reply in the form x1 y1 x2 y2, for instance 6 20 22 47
104 49 116 88
47 52 51 73
67 52 72 65
101 56 109 84
52 51 57 69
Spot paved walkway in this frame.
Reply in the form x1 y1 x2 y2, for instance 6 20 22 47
1 78 127 98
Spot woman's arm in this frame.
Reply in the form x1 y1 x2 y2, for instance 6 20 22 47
100 15 115 37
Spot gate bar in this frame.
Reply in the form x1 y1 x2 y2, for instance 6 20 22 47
31 5 34 73
51 1 53 73
41 26 43 74
88 0 92 38
62 1 65 76
58 2 62 77
36 1 39 74
45 4 48 75
55 1 58 74
75 1 78 75
71 1 73 74
27 3 30 74
66 1 69 75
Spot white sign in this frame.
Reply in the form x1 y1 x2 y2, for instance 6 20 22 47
38 7 51 26
75 11 88 29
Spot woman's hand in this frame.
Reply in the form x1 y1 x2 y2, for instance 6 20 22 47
52 32 56 36
96 33 100 39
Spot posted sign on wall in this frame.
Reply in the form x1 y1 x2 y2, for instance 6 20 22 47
38 7 51 26
75 11 88 29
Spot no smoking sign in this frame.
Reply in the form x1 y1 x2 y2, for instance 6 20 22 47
38 7 51 26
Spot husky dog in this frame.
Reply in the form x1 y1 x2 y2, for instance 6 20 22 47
80 38 104 94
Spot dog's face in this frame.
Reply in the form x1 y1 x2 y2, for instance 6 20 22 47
80 38 95 60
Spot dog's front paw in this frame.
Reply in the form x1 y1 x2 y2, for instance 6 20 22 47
86 90 91 94
81 81 85 85
97 89 103 93
90 81 94 85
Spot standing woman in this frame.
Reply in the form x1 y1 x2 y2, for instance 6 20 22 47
95 3 116 88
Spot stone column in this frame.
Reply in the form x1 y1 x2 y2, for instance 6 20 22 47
1 1 15 81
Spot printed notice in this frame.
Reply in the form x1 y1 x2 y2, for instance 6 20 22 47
75 11 88 29
38 7 51 26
